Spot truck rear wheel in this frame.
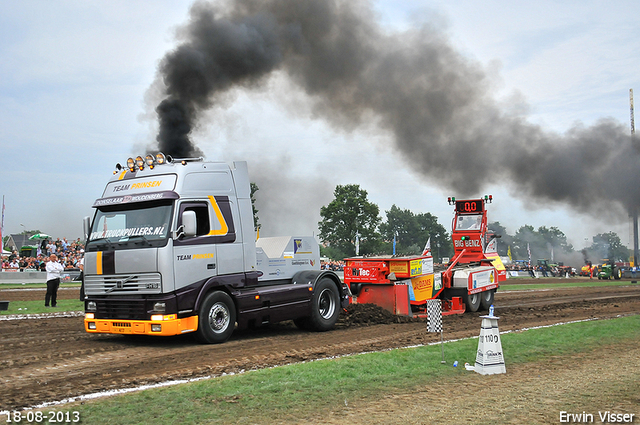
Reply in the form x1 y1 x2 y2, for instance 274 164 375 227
615 269 622 280
479 289 494 311
463 292 481 312
195 291 236 344
307 278 340 331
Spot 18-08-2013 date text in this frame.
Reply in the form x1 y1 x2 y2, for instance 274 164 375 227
5 410 80 423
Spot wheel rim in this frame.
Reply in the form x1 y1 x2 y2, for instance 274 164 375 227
483 291 491 302
318 288 336 320
208 302 230 333
469 293 479 305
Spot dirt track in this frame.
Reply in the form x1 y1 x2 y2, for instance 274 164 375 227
1 279 640 411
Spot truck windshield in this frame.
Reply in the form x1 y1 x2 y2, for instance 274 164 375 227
87 202 173 250
455 214 483 231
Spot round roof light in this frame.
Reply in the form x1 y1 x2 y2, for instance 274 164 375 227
156 152 166 165
136 156 145 170
145 154 155 168
127 158 135 171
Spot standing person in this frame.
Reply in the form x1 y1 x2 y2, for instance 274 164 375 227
46 240 56 256
78 256 85 301
45 254 64 307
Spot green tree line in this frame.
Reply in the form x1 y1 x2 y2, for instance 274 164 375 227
317 184 452 261
314 184 630 266
250 182 630 266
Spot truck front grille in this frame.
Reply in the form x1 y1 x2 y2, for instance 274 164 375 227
85 273 162 295
95 299 147 320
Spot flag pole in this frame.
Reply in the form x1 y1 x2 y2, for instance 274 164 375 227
0 195 4 255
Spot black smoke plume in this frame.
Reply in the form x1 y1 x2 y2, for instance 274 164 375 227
150 0 640 221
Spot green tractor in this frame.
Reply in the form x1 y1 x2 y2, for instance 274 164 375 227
597 260 622 280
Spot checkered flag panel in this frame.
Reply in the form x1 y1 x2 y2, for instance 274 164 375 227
427 299 442 333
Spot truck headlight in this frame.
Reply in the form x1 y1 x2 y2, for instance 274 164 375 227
87 301 97 312
153 302 166 313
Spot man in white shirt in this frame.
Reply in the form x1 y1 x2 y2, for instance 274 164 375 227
45 254 64 307
78 257 85 301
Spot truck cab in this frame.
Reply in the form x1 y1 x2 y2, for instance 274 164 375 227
83 153 347 343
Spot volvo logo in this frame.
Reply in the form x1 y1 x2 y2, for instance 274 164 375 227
106 275 138 293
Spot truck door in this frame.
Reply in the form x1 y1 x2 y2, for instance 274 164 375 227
212 196 244 275
173 196 243 287
173 201 219 289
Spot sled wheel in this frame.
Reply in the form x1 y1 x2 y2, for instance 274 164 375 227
463 292 481 312
479 289 494 311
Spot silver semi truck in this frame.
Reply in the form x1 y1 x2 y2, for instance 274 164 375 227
83 153 347 343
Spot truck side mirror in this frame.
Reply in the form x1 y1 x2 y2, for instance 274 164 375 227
83 216 91 240
181 210 197 237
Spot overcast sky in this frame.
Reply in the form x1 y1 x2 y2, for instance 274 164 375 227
1 0 639 252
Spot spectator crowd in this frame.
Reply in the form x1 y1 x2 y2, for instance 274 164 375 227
1 237 85 272
321 260 345 271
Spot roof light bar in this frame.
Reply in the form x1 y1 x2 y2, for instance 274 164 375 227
118 152 174 174
145 154 155 169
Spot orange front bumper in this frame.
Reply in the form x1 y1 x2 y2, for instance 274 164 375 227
84 314 199 336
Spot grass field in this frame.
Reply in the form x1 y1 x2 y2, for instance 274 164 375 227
0 283 82 315
0 299 84 315
44 315 640 425
499 279 639 291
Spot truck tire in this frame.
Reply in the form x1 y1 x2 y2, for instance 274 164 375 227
479 289 494 311
307 278 340 332
463 292 481 312
615 269 622 280
293 316 310 330
195 291 236 344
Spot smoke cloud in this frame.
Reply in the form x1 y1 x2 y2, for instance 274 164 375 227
149 0 640 222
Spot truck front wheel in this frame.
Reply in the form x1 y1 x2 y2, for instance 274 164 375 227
463 292 481 312
195 291 236 344
307 278 340 331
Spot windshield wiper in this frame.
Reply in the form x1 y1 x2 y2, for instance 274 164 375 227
89 237 115 250
128 235 152 246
